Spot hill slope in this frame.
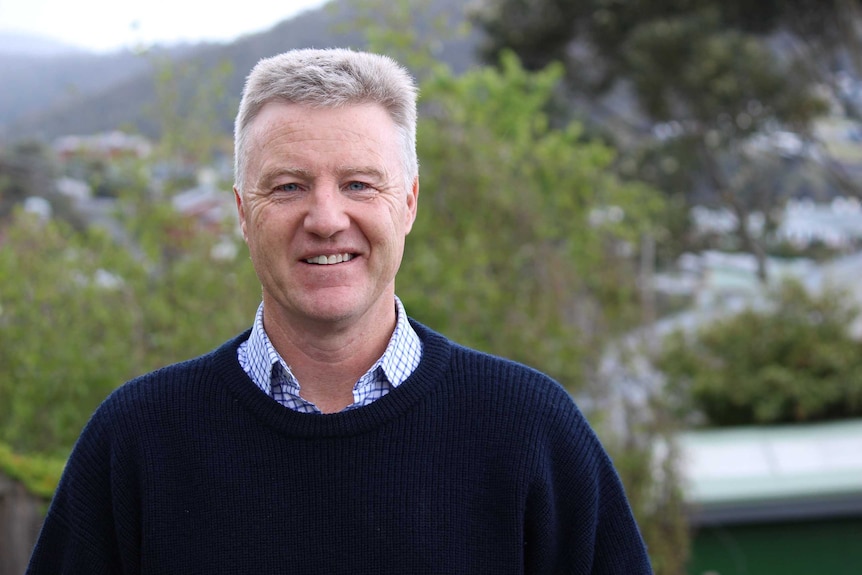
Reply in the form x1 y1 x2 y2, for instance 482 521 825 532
1 0 480 143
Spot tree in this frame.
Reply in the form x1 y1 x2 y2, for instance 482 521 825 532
473 0 860 279
0 53 256 465
148 56 236 169
658 279 862 427
402 53 663 389
473 1 862 110
0 180 259 457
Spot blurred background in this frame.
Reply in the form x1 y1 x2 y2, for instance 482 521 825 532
1 1 861 573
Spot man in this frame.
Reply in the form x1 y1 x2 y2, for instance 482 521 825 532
28 49 652 574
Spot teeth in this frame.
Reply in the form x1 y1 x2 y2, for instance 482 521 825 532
306 253 354 265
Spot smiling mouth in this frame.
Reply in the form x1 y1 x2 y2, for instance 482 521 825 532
305 253 356 265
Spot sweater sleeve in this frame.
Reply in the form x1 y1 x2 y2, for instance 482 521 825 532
26 511 118 575
522 388 653 575
591 460 654 574
26 397 139 575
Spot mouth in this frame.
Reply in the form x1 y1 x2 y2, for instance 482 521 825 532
304 253 356 265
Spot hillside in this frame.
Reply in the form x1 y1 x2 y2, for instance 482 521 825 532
0 45 198 136
0 31 89 57
0 0 480 143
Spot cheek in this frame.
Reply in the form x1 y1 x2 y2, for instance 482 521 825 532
246 204 276 235
241 213 270 256
247 207 297 256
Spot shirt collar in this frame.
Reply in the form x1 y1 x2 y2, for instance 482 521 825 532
372 295 423 388
243 296 421 397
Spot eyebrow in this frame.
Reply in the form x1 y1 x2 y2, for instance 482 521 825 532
336 165 387 181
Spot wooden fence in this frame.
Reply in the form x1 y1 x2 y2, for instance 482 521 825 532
0 472 43 575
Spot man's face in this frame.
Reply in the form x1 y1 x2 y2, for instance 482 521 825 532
235 102 418 334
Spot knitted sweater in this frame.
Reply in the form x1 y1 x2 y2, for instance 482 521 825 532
27 321 652 574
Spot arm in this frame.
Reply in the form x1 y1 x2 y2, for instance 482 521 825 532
523 397 653 574
27 401 140 575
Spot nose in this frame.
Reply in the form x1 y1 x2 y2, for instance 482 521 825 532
303 184 350 238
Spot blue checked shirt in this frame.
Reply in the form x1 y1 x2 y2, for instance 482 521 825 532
237 296 422 413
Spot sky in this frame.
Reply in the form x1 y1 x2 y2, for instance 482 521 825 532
0 0 329 53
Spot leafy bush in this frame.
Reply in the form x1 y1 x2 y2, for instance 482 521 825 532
0 441 64 499
401 53 665 392
658 279 862 426
0 194 260 457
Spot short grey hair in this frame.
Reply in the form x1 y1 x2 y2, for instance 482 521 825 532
234 48 419 193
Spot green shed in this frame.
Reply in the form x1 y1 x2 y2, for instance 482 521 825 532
679 419 862 575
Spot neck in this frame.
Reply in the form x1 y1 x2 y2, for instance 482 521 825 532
261 299 397 413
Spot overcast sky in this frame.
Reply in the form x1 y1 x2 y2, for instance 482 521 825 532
0 0 329 52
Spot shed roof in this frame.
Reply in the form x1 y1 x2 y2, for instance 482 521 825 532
679 418 862 525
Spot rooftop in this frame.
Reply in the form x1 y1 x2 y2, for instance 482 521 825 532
679 418 862 525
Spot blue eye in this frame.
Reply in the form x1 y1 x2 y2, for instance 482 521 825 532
347 182 369 191
275 183 300 192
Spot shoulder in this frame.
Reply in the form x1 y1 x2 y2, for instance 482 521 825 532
410 319 593 438
116 331 248 397
55 331 250 506
413 320 576 401
410 320 619 502
84 331 250 440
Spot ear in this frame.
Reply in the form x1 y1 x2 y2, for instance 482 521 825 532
404 176 419 234
234 187 248 242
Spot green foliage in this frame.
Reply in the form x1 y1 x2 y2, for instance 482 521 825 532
348 0 455 75
606 400 690 575
400 52 665 391
0 441 64 500
472 0 845 274
0 184 259 456
148 56 236 167
475 0 862 84
658 279 862 426
620 9 824 129
0 52 254 460
576 1 829 214
470 0 587 71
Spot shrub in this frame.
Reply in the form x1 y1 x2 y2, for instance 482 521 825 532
658 279 862 426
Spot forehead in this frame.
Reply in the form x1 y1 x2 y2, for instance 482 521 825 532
248 101 395 142
243 101 403 184
254 102 394 152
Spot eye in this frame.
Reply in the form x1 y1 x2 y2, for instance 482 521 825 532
346 181 370 191
275 183 301 192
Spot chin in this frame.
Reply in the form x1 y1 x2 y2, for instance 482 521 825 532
299 298 364 323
